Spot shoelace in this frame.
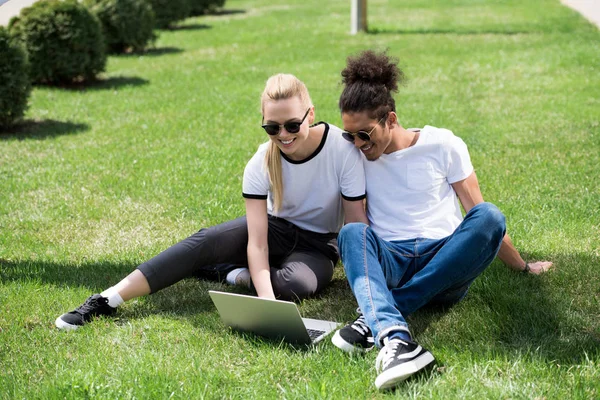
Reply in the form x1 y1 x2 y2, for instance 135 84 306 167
351 315 371 336
75 296 108 315
376 337 408 371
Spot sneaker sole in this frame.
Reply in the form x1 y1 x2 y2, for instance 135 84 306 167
55 316 81 330
375 351 435 390
331 330 373 353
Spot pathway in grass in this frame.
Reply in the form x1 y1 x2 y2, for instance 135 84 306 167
562 0 600 28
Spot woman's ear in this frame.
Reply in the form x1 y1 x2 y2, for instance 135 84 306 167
308 106 316 124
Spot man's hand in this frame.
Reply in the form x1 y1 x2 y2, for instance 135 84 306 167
525 261 554 274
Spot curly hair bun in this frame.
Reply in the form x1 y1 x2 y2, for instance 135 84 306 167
341 50 403 92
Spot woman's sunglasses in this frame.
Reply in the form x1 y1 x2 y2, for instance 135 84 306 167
261 108 310 136
342 116 387 143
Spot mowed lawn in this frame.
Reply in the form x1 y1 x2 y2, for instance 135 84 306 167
1 0 599 398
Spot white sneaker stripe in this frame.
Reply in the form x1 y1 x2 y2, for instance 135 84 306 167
396 345 423 360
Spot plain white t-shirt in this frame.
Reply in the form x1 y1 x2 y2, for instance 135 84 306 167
243 122 366 234
365 125 474 241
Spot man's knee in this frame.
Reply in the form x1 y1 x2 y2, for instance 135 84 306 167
338 222 369 248
471 202 506 242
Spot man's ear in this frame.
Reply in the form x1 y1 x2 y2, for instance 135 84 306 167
387 111 399 127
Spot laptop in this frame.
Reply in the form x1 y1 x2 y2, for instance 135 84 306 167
208 290 339 345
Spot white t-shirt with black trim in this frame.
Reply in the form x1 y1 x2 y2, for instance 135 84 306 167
243 122 366 234
365 125 474 241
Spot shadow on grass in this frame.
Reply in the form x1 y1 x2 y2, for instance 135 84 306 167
211 9 246 16
116 46 184 57
0 257 228 320
307 254 600 365
2 252 598 364
0 258 135 291
413 255 599 365
0 119 89 140
368 27 534 35
189 9 246 18
40 76 150 92
167 23 211 31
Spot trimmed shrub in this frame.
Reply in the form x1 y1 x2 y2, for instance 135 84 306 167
0 26 31 129
189 0 225 16
83 0 156 53
147 0 190 29
9 0 106 84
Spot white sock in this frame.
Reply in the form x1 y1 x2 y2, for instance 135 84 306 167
226 268 249 286
100 287 124 308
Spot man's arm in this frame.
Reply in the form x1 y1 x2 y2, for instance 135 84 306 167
451 172 553 274
342 198 369 225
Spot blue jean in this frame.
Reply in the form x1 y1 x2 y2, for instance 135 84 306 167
338 202 506 346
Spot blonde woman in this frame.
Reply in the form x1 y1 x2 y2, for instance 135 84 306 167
55 74 367 329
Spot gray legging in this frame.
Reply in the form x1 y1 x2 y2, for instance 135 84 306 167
137 215 339 301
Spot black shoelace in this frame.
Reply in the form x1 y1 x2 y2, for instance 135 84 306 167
75 296 108 315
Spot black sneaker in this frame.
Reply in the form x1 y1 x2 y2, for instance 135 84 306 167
55 294 116 330
375 336 435 390
331 312 375 353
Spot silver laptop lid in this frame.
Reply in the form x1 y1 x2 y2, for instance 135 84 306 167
208 290 336 344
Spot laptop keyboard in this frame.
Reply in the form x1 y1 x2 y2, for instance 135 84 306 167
306 328 326 340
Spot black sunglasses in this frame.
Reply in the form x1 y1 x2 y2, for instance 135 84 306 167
342 116 387 143
261 108 310 136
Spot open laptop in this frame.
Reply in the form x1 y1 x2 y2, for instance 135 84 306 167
208 290 339 345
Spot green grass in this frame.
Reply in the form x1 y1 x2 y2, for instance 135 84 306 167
1 0 599 398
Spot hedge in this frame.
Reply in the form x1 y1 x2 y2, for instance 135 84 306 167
9 0 106 84
189 0 226 16
84 0 156 53
147 0 190 29
0 26 31 129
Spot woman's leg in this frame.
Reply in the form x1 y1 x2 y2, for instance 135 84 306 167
136 216 250 294
117 215 304 301
100 216 250 303
271 251 335 301
111 269 151 301
55 217 250 329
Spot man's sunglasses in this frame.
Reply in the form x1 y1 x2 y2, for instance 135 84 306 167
342 116 387 143
261 108 310 136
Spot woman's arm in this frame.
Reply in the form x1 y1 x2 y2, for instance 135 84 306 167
245 198 276 299
452 172 553 274
343 198 369 225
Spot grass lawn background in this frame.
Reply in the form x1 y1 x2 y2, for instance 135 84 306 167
1 0 599 398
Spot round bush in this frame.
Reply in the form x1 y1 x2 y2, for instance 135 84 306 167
189 0 225 16
84 0 156 53
9 0 106 84
147 0 190 29
0 26 31 129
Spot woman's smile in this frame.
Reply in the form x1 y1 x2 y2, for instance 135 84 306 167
279 137 296 147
